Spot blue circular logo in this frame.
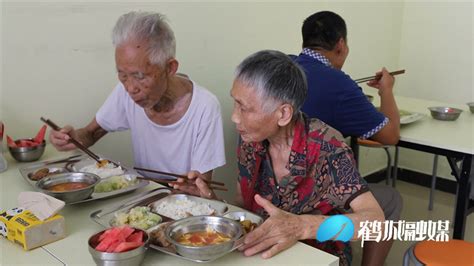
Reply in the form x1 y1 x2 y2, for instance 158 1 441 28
316 215 354 242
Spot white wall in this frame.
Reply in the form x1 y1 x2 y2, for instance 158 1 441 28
2 1 407 202
396 2 473 180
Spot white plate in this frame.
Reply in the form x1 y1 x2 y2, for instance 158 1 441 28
400 112 425 124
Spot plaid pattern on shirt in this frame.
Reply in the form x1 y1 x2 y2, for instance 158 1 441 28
302 48 332 67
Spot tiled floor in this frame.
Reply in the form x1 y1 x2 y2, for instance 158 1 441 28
351 180 474 266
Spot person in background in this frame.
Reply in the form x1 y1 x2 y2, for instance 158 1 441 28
49 11 225 180
174 50 385 265
293 11 402 266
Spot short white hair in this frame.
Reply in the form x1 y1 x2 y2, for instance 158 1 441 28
112 11 176 66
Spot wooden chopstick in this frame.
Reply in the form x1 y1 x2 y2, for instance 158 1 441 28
354 69 405 84
137 176 228 191
44 154 82 165
40 117 102 163
134 167 226 187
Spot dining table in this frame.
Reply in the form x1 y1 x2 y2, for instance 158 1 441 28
0 147 339 265
351 94 474 239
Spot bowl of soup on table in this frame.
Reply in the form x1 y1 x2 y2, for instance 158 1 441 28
36 172 100 203
165 215 242 261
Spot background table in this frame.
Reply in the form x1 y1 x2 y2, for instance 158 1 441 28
353 95 473 239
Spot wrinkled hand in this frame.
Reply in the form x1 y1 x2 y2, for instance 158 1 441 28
49 125 77 151
239 194 304 259
366 67 395 96
171 170 217 199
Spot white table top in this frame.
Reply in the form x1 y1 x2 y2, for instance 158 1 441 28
371 95 474 155
0 147 339 266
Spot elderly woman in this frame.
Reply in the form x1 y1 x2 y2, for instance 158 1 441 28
174 50 384 265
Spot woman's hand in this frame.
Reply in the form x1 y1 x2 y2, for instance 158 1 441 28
170 170 217 199
239 194 305 259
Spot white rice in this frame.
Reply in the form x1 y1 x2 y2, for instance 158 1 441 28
80 163 125 179
152 198 216 220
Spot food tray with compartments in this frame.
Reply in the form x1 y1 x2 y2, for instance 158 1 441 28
18 154 149 204
89 188 263 263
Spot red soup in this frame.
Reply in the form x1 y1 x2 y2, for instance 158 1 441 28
47 182 90 192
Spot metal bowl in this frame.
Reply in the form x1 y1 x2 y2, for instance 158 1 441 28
428 107 463 121
88 228 149 266
467 102 474 113
165 216 243 261
36 172 100 203
8 139 46 162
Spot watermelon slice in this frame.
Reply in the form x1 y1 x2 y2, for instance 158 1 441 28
7 136 17 148
126 231 143 243
113 241 143 253
95 235 117 252
106 240 122 253
34 125 47 144
116 226 135 241
99 227 121 242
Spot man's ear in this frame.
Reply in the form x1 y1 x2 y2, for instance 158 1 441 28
335 38 346 55
277 103 294 127
166 58 179 76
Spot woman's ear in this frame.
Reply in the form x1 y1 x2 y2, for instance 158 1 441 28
277 103 294 127
166 58 179 76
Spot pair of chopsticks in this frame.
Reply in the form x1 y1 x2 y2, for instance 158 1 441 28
134 167 228 191
40 117 102 164
45 154 82 165
354 69 405 84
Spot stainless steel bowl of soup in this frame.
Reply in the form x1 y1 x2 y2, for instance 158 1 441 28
36 172 100 203
165 216 242 261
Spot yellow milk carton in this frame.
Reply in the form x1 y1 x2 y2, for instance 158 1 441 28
0 207 66 250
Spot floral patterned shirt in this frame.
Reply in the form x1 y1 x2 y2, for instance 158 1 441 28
237 113 369 265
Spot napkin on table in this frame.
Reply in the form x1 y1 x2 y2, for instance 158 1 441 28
18 192 65 221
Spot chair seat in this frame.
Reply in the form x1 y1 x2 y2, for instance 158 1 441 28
357 138 387 148
414 240 474 266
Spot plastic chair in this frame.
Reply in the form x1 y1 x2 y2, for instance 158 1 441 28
403 240 474 266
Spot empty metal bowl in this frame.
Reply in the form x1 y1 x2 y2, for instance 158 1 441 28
88 228 149 266
165 216 243 261
8 139 46 162
36 172 100 203
467 102 474 113
428 107 463 121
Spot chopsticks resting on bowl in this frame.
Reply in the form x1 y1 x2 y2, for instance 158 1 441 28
134 167 227 190
354 69 405 84
40 117 102 164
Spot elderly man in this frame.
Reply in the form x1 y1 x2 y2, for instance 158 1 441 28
174 50 384 265
50 11 225 179
293 11 403 266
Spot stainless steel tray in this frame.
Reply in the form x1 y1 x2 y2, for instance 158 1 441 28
18 154 149 204
89 189 258 263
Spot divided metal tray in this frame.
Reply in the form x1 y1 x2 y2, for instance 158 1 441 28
90 188 263 263
18 154 149 204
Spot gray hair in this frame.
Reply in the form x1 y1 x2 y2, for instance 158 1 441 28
235 50 307 115
112 11 176 66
